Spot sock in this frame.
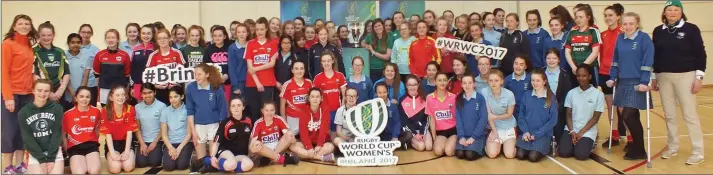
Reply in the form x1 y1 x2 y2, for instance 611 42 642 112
612 130 620 139
277 155 286 164
322 154 334 161
627 135 633 142
234 161 243 173
203 156 212 166
218 158 227 171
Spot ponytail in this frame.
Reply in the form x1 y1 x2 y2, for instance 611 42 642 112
532 69 554 108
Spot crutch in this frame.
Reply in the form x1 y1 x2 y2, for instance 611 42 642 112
646 77 652 168
608 86 617 154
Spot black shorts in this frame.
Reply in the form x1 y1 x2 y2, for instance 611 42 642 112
598 74 613 95
67 141 100 158
104 139 131 157
216 148 249 157
436 127 457 138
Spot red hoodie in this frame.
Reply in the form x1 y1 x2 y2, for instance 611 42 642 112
409 36 441 77
299 105 331 149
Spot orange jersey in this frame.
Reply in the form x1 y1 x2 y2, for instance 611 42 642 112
99 105 138 140
63 106 101 148
2 34 34 99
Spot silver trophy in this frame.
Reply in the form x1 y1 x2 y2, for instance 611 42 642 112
348 21 363 48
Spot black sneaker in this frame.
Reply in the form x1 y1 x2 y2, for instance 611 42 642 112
198 164 218 174
601 137 621 148
189 158 204 173
283 153 300 166
623 152 648 160
623 142 632 152
258 157 272 167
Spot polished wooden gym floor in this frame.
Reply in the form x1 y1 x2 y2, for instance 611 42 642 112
31 88 713 174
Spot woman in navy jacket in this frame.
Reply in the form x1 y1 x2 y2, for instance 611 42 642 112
454 73 488 161
515 69 558 162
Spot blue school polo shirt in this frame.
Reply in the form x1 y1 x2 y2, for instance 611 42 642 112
160 104 189 144
64 50 97 102
135 100 167 143
564 85 604 140
482 87 517 130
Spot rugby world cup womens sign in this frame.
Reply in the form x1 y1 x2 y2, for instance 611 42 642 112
337 98 401 167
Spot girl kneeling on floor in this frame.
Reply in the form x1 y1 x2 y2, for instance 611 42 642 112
515 69 558 162
454 73 488 161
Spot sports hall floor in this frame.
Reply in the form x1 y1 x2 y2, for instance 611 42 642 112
15 88 713 174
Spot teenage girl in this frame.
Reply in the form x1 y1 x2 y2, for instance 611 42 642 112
244 17 279 122
549 5 576 31
228 23 249 97
276 36 297 90
565 6 601 87
130 24 156 101
201 96 254 173
409 21 441 78
334 87 359 146
475 56 492 94
524 10 550 69
282 21 295 39
290 88 336 162
374 63 405 101
504 56 532 120
362 19 393 82
447 56 469 94
375 82 404 142
433 17 458 76
304 26 317 49
250 101 300 166
493 8 506 33
543 17 569 71
600 3 627 148
309 27 343 77
313 51 347 131
63 86 102 174
498 13 530 76
482 12 502 47
269 17 282 40
280 61 313 136
423 10 437 34
33 22 70 109
399 75 432 151
120 23 140 55
391 23 416 80
159 86 193 171
78 24 100 57
465 23 493 76
454 73 488 161
559 64 604 160
453 15 471 41
606 12 654 160
427 72 458 157
181 25 206 68
469 12 481 25
64 33 99 108
515 69 558 162
19 79 65 174
422 61 440 94
100 85 138 173
347 56 374 103
544 49 573 142
134 83 167 168
204 25 232 102
483 69 517 159
171 24 188 49
186 63 228 171
146 28 186 103
93 29 131 105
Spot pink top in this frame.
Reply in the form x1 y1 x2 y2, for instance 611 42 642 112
425 92 457 131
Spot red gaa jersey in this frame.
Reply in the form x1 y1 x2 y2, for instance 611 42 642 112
146 48 186 68
313 72 346 111
63 106 101 149
279 78 313 118
251 116 289 150
298 106 330 149
243 39 278 87
99 104 138 140
599 25 623 75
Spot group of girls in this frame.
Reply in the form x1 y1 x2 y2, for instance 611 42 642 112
1 0 706 174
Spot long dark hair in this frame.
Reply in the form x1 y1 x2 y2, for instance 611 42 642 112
211 25 230 47
3 14 38 46
550 5 574 27
370 18 388 52
405 75 426 100
384 63 401 100
526 9 543 27
141 24 157 44
575 4 595 27
531 69 555 108
455 73 476 109
256 17 271 40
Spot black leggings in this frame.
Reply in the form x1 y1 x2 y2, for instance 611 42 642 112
516 148 545 162
245 86 275 124
553 107 567 142
455 150 482 161
162 143 194 171
621 107 645 155
558 133 594 160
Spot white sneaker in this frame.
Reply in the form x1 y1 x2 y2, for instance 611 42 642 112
685 155 704 165
661 149 678 159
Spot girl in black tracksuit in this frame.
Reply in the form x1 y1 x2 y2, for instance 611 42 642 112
498 13 530 76
398 75 430 151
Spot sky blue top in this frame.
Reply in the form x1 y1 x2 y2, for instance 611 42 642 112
64 50 97 102
564 85 604 140
546 67 561 93
135 100 167 142
484 28 502 46
391 36 416 75
160 104 189 144
482 87 517 130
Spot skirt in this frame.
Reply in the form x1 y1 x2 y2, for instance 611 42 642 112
456 137 486 156
516 133 553 155
613 78 653 110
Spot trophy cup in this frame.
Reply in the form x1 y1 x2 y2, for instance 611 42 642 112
346 1 362 48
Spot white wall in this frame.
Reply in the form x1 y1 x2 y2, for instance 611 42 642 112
3 1 713 84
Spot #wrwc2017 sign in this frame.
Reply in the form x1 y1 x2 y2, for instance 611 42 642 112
337 98 400 167
142 64 222 85
436 37 508 60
